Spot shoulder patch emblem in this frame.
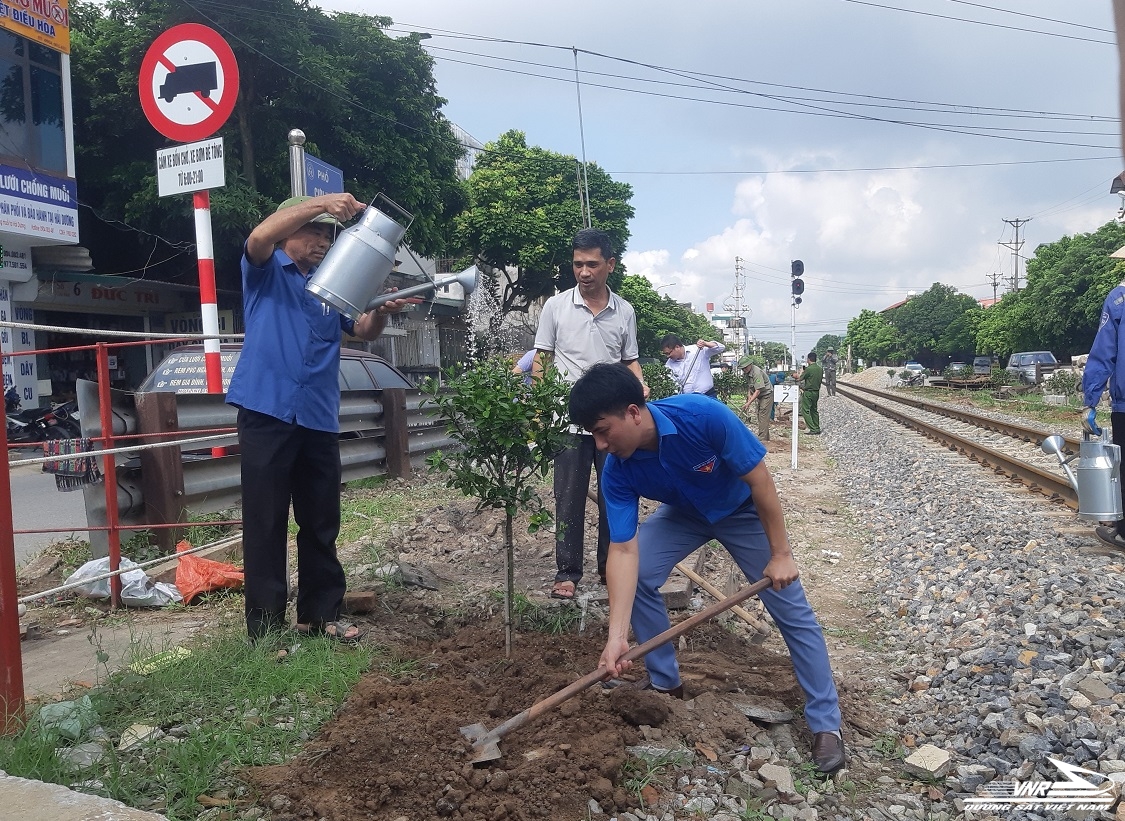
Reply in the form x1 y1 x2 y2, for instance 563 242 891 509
693 456 718 473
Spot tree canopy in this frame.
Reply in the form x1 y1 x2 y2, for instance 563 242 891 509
71 0 464 289
616 276 715 357
454 130 635 313
978 221 1125 358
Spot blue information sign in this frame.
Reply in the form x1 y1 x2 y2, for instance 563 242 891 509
305 155 344 196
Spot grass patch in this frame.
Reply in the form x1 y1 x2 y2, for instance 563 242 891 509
872 731 903 759
622 748 694 802
486 590 581 634
0 619 383 820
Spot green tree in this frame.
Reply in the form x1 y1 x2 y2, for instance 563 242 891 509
846 309 904 364
935 307 983 357
813 334 844 360
616 276 715 356
888 283 978 365
453 130 635 313
71 0 464 288
425 358 573 657
759 341 791 370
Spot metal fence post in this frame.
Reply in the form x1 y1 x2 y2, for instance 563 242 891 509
382 388 411 480
0 417 24 730
135 391 186 552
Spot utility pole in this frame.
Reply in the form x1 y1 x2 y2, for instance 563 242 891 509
725 257 749 356
987 270 1001 303
1000 217 1031 292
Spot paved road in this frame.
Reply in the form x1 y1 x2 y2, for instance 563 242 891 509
8 456 89 565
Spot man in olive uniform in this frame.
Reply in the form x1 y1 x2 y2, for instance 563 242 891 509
740 355 773 441
822 348 839 397
798 352 823 435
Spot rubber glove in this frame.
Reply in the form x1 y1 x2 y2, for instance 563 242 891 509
1082 407 1102 436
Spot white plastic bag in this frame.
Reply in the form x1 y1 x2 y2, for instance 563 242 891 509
64 557 183 607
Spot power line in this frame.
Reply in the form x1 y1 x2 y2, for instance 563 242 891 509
839 0 1115 45
943 0 1113 34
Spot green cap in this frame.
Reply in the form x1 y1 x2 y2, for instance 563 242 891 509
738 355 754 370
276 195 345 228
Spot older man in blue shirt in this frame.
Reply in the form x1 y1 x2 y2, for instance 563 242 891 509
227 193 415 641
568 362 846 774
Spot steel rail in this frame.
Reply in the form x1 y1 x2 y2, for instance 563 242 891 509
840 382 1082 453
835 383 1078 509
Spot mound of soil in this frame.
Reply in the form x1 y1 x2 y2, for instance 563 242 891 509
246 620 806 821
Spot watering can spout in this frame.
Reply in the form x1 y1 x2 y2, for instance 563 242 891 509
364 265 479 312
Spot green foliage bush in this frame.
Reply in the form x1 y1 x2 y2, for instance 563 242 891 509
641 362 678 400
713 369 745 403
1043 369 1079 397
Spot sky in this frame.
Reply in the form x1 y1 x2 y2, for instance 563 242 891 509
316 0 1122 356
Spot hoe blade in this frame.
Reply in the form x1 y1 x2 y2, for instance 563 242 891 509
460 722 502 765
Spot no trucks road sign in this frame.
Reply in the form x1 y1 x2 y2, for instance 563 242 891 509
138 23 239 143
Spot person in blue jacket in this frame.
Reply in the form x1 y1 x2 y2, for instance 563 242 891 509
568 362 846 774
1082 279 1125 550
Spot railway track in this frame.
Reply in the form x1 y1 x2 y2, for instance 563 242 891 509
834 382 1080 509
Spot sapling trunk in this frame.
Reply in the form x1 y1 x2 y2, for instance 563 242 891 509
504 513 514 658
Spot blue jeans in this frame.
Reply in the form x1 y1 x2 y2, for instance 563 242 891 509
633 503 841 733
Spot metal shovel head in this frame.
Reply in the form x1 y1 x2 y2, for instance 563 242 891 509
460 722 502 764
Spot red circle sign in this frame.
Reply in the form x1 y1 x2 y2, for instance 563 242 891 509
138 23 240 143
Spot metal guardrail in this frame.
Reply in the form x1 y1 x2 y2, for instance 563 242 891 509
75 380 454 555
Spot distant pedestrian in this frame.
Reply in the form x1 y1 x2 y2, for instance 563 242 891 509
661 335 725 397
822 348 839 397
740 355 773 441
798 352 823 435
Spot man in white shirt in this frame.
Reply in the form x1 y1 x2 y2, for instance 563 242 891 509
533 228 645 599
661 335 725 397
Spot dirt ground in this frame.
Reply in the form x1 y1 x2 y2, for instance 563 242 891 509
243 425 897 821
17 418 899 820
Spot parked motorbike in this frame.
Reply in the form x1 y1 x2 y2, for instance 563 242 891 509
5 388 81 442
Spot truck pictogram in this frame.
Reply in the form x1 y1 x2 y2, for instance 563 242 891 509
159 61 217 103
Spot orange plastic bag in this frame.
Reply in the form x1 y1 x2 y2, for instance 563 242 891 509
174 539 245 604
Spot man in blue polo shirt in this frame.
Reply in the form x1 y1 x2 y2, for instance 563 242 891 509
568 363 846 774
227 193 416 642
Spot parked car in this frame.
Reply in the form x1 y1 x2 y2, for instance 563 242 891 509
138 344 414 394
1004 351 1058 384
972 356 995 375
948 361 968 372
903 362 925 375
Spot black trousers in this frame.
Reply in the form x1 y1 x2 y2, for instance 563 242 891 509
554 434 609 585
238 408 346 638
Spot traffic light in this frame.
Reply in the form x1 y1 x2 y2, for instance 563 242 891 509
791 259 805 306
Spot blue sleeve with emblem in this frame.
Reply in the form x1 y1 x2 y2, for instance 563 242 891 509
602 457 641 542
709 401 766 477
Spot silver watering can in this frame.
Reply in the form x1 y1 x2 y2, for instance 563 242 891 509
306 194 412 319
305 194 480 319
1042 430 1123 522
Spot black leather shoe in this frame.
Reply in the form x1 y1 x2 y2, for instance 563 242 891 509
812 731 846 774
